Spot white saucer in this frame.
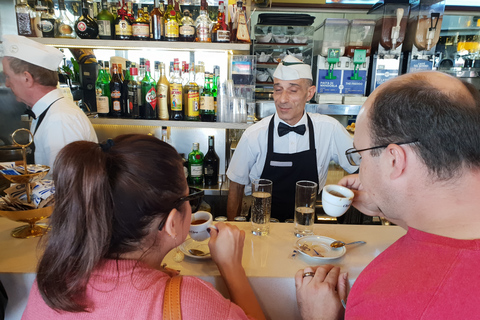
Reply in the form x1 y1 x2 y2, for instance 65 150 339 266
296 235 346 261
179 238 211 260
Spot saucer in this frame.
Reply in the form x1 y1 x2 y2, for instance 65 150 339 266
179 238 211 259
295 235 346 260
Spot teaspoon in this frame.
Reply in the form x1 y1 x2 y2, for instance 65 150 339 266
188 248 209 256
330 240 366 248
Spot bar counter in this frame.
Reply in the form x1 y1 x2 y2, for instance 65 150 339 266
0 217 406 320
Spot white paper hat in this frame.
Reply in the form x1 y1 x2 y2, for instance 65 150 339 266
2 35 64 71
273 55 312 81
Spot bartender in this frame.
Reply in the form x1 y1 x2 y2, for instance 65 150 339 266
2 35 97 172
226 55 357 222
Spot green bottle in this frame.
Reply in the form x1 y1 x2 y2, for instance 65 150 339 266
188 142 204 185
97 0 114 39
95 60 111 117
122 61 132 117
141 59 157 119
200 72 215 122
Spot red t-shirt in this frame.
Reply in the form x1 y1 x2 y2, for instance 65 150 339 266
346 227 480 319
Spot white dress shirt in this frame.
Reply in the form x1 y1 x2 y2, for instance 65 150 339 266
31 89 98 172
227 112 357 195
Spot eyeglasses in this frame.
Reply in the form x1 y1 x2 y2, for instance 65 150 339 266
345 140 419 166
158 188 205 231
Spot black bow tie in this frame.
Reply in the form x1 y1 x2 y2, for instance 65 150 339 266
278 122 306 137
24 109 36 120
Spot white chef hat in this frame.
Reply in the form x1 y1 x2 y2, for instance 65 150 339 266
273 55 312 81
2 35 64 71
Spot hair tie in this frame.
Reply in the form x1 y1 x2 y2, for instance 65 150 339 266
99 139 115 152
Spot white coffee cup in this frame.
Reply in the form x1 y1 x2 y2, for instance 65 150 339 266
322 185 354 217
190 211 213 241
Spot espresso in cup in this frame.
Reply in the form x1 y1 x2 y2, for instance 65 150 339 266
191 219 208 225
189 211 213 241
321 185 354 217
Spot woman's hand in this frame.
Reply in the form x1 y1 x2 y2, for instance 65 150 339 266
338 174 381 217
208 222 245 271
295 265 349 320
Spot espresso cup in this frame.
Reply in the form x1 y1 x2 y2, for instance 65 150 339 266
190 211 213 241
321 185 354 217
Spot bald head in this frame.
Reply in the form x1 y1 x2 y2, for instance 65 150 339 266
364 71 480 180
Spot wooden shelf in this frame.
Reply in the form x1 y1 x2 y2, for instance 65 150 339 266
33 38 250 53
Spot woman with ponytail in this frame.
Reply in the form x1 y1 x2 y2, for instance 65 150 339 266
22 134 265 320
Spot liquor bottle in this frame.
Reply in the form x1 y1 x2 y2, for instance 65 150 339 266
109 63 123 118
97 0 114 39
212 65 219 115
181 62 189 86
127 62 141 119
183 63 200 121
54 0 75 38
164 0 179 41
161 126 169 143
115 1 132 40
75 0 99 39
169 59 183 120
203 136 219 186
156 62 169 120
174 0 183 28
132 4 149 40
95 60 111 117
118 63 124 81
179 9 195 42
200 72 215 122
231 0 250 43
195 61 205 92
104 60 112 81
150 0 164 41
16 0 35 37
154 61 160 82
212 1 230 43
126 1 134 21
195 0 212 43
188 142 204 185
122 61 131 117
34 0 48 37
141 60 157 119
40 0 56 38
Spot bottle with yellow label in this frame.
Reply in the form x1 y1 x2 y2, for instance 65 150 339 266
156 62 170 120
169 59 183 120
184 63 200 121
164 0 179 41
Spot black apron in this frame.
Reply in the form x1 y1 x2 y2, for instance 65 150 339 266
30 97 63 163
260 114 319 222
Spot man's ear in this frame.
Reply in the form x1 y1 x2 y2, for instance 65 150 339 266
385 144 407 180
306 85 316 102
23 71 35 88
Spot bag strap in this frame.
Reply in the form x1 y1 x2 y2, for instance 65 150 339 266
163 276 183 320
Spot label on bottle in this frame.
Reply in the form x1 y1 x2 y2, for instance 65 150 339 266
216 30 230 42
96 96 109 114
59 23 74 36
180 25 195 36
98 20 111 37
236 14 250 42
116 20 132 36
16 12 33 36
127 88 139 111
111 90 121 111
145 87 157 110
197 25 210 42
132 23 149 37
77 21 87 32
40 19 55 37
33 16 42 37
200 96 214 111
191 164 203 177
165 20 179 38
157 83 169 119
170 83 183 111
187 91 200 116
204 165 214 175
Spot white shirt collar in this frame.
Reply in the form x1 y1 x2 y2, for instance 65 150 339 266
31 89 63 116
274 111 307 128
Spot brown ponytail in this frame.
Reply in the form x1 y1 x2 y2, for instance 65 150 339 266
36 134 186 312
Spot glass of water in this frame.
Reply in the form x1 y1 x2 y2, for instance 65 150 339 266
251 179 272 236
294 180 318 237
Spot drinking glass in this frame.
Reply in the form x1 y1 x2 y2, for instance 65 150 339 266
294 180 318 237
251 179 272 236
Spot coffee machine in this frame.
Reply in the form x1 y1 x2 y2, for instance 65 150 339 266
401 0 446 74
367 0 411 94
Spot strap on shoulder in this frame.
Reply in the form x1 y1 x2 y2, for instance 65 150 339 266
163 275 183 320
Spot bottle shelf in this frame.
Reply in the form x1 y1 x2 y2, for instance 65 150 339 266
33 38 250 52
89 117 252 129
